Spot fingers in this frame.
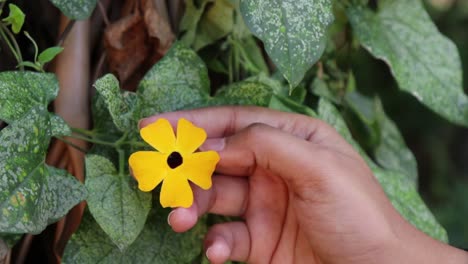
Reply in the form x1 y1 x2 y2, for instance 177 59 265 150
168 175 249 233
204 222 251 264
140 106 335 145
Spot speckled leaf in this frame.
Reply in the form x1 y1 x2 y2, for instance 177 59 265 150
85 155 151 250
214 81 273 106
373 168 446 241
63 208 206 263
94 74 140 132
49 0 97 20
46 166 88 221
0 71 58 123
344 91 418 184
240 0 334 88
317 98 447 241
137 42 210 117
49 114 72 137
0 106 86 234
347 0 468 126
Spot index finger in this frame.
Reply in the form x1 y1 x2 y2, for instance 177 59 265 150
140 106 330 143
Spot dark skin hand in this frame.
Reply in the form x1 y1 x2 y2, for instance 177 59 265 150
140 106 468 264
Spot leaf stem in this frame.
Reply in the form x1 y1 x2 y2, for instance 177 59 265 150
68 133 116 147
0 23 23 70
24 31 38 63
71 127 96 137
117 149 125 176
56 137 87 153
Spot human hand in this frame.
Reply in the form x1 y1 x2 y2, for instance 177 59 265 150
140 106 468 264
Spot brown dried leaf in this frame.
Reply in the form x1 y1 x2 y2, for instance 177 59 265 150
104 0 175 90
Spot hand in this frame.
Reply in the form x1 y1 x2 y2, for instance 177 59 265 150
140 106 468 264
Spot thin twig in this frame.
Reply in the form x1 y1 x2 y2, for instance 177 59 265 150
98 0 110 26
56 20 76 47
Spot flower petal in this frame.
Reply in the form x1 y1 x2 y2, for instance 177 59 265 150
129 151 167 192
176 118 207 154
180 151 220 190
141 118 176 153
160 172 193 208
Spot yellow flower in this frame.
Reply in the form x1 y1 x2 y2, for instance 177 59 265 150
129 118 220 208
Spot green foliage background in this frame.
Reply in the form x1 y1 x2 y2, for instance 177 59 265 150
0 0 467 262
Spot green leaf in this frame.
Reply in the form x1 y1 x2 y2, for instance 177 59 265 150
310 77 340 104
180 0 212 47
269 94 317 117
347 0 468 126
94 74 140 132
137 42 210 116
372 169 446 241
2 4 25 34
181 0 235 51
46 166 87 221
49 0 97 20
240 0 334 88
344 91 418 184
374 110 418 185
38 47 64 64
49 114 72 137
317 98 447 241
85 155 151 250
214 80 273 106
0 106 86 234
63 208 206 263
0 71 58 123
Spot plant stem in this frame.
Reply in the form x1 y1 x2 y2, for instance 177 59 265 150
0 24 20 66
71 127 96 137
24 31 38 62
118 149 125 176
0 23 23 70
0 1 6 14
56 137 88 153
69 133 116 147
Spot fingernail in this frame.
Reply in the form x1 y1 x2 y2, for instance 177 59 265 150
200 138 225 152
167 210 175 226
205 240 230 262
205 246 214 260
138 117 155 129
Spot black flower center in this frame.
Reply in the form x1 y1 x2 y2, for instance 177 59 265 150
167 151 183 169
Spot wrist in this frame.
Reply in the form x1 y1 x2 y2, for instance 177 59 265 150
388 218 468 264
